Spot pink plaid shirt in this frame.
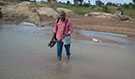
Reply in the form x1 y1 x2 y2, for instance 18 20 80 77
53 18 73 41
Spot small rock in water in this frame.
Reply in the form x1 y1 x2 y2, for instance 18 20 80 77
92 38 99 42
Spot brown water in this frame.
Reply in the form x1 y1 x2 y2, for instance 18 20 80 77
0 23 135 79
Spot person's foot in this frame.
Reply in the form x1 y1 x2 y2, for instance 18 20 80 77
57 60 62 65
67 55 71 60
65 55 71 64
56 57 62 64
57 56 62 61
67 56 70 60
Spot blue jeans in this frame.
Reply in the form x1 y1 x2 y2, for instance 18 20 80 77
57 41 71 61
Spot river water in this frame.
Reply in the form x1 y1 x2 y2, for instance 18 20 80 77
0 23 135 79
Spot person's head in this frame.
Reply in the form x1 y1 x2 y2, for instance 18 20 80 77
59 11 66 21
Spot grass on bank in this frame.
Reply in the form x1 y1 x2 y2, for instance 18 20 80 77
57 3 135 18
31 2 135 18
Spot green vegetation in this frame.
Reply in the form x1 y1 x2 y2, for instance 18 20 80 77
122 4 135 18
31 2 135 18
30 2 48 7
57 3 135 18
57 4 92 15
56 4 117 15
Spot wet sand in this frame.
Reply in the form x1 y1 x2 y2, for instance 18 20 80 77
0 24 135 79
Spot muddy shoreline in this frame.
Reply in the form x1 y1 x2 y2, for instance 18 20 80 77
0 23 135 46
1 15 135 39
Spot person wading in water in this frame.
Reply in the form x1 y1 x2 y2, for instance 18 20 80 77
51 11 73 62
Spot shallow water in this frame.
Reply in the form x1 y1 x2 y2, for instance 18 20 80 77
0 23 135 79
79 30 135 46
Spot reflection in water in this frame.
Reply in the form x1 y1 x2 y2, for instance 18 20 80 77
53 63 72 79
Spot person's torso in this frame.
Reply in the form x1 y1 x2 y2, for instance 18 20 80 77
56 19 68 40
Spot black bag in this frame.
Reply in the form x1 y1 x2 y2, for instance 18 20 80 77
48 38 57 48
48 18 60 48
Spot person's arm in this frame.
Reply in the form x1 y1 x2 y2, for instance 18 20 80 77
52 20 58 40
53 20 57 32
67 20 73 35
